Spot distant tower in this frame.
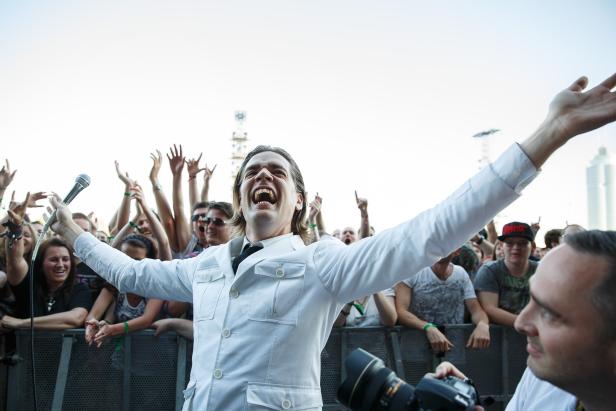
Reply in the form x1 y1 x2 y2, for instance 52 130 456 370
231 111 248 182
586 147 615 230
472 128 500 170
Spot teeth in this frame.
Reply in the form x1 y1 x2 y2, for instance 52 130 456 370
253 188 276 203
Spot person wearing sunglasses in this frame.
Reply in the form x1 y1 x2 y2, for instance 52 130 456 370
201 201 233 246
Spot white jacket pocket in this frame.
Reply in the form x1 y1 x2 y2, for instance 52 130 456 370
246 383 322 411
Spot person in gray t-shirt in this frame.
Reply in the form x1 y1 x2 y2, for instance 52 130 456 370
474 222 538 327
395 251 490 353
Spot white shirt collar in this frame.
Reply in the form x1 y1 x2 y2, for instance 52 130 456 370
242 233 294 249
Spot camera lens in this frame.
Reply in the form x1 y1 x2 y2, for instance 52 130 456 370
337 349 416 411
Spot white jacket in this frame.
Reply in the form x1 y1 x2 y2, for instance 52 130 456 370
75 144 536 411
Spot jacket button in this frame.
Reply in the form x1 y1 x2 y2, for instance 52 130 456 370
275 268 284 278
213 369 223 379
230 287 239 298
222 329 231 338
281 399 291 409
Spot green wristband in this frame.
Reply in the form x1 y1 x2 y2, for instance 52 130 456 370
129 221 138 229
124 192 131 197
423 322 436 332
123 321 129 334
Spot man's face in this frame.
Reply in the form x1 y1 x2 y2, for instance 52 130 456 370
136 214 152 236
73 217 92 234
341 227 356 245
514 244 613 392
503 237 533 265
239 151 303 240
192 206 209 242
205 208 231 246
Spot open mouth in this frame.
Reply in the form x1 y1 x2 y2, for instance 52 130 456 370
252 188 277 206
344 238 352 245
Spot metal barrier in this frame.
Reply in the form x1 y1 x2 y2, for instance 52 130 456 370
5 325 527 410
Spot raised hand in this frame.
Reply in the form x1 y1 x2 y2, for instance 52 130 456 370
530 217 541 236
129 184 148 208
203 163 217 181
115 161 136 188
308 194 322 223
0 159 17 191
185 153 206 179
355 190 368 214
547 73 616 140
149 150 163 183
167 144 185 176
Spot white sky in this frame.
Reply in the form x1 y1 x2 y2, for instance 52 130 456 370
1 0 615 246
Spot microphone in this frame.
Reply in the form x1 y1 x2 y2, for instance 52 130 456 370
45 174 91 229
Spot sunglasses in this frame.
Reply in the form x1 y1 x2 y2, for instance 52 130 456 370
191 214 227 226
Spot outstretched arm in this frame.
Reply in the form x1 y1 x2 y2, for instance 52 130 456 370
132 184 172 261
149 150 178 252
185 153 205 210
0 159 17 207
355 191 370 239
168 145 192 253
200 163 216 203
113 161 136 234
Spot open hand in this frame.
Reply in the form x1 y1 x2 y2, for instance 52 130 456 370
167 144 185 175
547 73 616 140
115 161 136 188
149 150 163 183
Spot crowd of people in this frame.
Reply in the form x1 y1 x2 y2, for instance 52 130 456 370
0 72 615 411
0 150 581 350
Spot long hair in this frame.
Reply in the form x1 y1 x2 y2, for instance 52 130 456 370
33 238 77 300
229 146 309 243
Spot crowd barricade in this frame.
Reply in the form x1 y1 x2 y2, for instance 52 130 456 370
3 325 527 410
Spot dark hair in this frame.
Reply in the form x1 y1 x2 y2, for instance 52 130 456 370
544 229 562 249
121 234 157 259
192 201 210 214
564 230 616 340
33 238 77 301
208 201 233 219
229 145 308 242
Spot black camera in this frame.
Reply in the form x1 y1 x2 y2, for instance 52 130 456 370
337 348 478 411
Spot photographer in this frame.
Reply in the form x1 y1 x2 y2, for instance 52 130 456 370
434 231 616 411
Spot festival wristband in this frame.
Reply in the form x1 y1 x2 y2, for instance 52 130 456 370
423 322 436 332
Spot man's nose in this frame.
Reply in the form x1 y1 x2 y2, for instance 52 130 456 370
255 167 273 181
513 304 536 336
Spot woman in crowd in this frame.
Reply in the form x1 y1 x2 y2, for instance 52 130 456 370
1 220 91 329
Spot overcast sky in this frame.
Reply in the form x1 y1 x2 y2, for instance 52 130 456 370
1 0 615 245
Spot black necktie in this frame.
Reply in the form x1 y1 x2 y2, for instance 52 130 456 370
232 243 263 274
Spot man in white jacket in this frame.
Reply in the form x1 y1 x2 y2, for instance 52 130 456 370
49 73 616 410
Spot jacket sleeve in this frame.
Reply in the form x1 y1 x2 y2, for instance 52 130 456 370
314 143 538 303
74 233 196 302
